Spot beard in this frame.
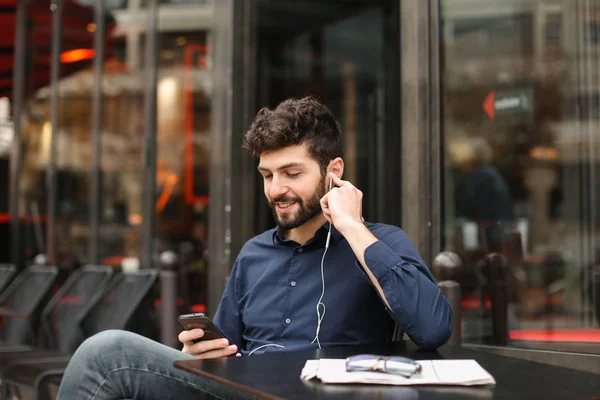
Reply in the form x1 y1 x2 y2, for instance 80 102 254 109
269 174 327 230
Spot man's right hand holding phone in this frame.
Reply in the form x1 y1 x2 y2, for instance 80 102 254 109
179 329 240 359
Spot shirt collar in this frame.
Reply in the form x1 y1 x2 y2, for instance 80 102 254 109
272 222 342 246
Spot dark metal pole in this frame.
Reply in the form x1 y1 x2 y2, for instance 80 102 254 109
486 253 509 345
401 0 435 265
381 1 400 227
594 269 600 327
47 0 63 265
230 0 257 262
10 0 27 270
141 0 158 269
89 0 106 265
160 250 178 347
428 0 442 262
208 0 234 317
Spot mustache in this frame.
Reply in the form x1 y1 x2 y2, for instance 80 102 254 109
270 195 302 204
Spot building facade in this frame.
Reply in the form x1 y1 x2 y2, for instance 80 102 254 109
2 0 599 350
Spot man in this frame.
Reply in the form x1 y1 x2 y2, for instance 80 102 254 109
57 97 452 399
455 136 512 223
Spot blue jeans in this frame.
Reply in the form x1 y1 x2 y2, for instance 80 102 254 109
57 330 213 400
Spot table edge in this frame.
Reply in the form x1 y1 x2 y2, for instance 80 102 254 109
174 359 285 400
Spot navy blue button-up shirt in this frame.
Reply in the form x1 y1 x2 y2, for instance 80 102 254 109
213 222 453 354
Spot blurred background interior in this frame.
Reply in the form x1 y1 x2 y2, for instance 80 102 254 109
0 1 599 391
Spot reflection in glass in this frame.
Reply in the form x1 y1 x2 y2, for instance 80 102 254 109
98 10 145 265
18 4 55 266
153 27 212 309
0 98 12 263
255 1 396 230
148 7 214 310
16 2 115 269
51 3 100 269
441 1 600 351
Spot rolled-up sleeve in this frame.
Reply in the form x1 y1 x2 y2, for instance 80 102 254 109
360 228 453 349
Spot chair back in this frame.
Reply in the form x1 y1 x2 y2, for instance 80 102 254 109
0 265 58 345
0 264 16 294
40 265 113 352
80 269 158 338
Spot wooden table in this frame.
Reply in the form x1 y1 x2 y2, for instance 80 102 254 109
174 342 600 400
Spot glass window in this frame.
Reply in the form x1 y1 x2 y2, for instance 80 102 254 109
253 0 401 231
0 98 12 264
18 4 54 266
51 1 102 268
98 10 145 266
16 1 121 270
441 2 600 352
585 21 600 44
151 7 214 311
0 99 11 214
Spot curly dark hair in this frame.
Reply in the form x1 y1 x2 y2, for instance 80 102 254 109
242 97 343 174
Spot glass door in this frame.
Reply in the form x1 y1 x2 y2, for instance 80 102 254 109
251 0 402 233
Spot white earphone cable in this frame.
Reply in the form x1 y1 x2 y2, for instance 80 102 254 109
248 343 285 356
312 224 332 349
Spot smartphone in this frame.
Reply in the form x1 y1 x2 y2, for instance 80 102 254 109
178 313 225 342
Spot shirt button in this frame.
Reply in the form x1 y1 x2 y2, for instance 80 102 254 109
285 318 291 324
297 248 303 253
290 281 297 287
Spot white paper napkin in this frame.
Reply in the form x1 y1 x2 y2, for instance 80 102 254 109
301 359 496 386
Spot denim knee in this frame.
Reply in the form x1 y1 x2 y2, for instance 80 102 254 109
72 330 141 365
80 330 139 350
60 330 210 400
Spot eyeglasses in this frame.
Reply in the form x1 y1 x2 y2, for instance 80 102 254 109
345 354 422 377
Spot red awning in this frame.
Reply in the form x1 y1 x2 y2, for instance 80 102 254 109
0 0 115 98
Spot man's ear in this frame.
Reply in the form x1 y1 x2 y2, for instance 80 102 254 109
328 157 344 179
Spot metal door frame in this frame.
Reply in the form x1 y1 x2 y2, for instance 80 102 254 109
400 0 442 266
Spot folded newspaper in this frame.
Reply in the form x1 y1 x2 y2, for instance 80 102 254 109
301 359 496 386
